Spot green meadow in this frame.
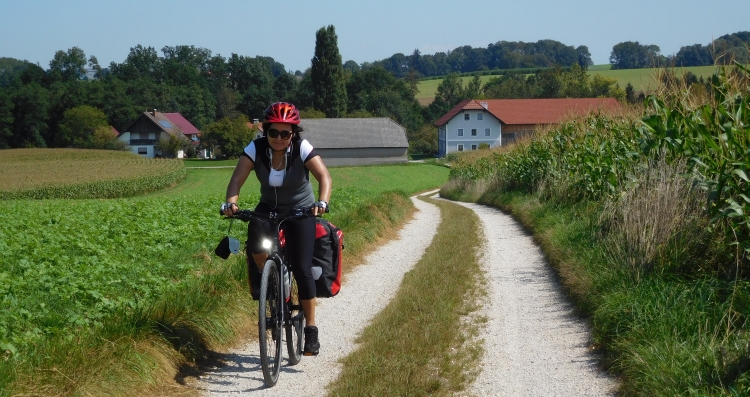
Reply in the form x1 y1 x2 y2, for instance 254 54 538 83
0 153 449 396
416 65 721 103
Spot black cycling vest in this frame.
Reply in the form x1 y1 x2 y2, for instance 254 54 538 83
250 138 316 213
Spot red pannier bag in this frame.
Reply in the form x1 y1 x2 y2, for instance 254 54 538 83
279 218 343 298
312 218 343 297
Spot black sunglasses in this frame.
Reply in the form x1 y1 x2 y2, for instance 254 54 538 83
267 128 293 139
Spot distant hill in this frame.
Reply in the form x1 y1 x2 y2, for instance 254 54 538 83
415 65 721 105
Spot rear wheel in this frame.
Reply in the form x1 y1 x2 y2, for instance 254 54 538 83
258 259 282 386
285 269 304 365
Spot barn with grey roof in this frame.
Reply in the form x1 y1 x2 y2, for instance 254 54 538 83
299 118 409 167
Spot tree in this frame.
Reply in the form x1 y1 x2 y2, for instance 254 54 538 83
11 83 49 148
0 89 14 148
609 41 662 69
299 108 326 119
625 82 636 104
91 126 117 149
343 60 360 73
590 75 625 102
407 123 438 155
463 75 483 99
155 132 190 158
576 45 592 69
201 115 254 158
228 54 275 118
425 73 465 122
109 45 161 81
311 25 347 117
49 47 87 81
55 105 109 147
483 73 533 99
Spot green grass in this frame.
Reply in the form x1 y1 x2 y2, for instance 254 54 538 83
182 158 238 167
328 195 484 396
415 65 721 102
588 65 718 92
0 162 450 396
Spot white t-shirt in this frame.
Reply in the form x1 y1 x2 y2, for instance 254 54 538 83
244 139 315 187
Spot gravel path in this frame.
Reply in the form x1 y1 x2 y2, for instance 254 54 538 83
190 195 618 396
191 195 441 395
453 201 618 397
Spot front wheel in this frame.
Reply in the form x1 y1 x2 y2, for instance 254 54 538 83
286 269 304 365
258 259 282 386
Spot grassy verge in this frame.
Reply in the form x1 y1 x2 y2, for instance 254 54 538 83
327 195 484 396
441 185 750 396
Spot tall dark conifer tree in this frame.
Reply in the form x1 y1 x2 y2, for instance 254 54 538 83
311 25 347 117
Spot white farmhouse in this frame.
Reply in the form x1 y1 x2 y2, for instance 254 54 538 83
116 110 204 158
434 98 621 157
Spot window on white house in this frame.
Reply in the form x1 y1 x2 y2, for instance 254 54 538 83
471 129 477 136
477 113 483 120
458 144 464 151
471 144 477 150
464 113 470 120
137 147 147 154
458 128 464 136
485 128 491 136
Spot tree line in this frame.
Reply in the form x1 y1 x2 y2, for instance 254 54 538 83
362 40 592 79
0 25 636 155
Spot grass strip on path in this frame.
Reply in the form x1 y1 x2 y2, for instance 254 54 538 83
327 194 485 396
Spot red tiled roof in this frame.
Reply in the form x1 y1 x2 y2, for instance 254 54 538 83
163 113 200 135
434 98 621 126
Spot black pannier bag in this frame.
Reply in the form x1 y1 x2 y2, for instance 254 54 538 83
311 218 343 297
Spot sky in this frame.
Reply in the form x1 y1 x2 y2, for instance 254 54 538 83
1 0 749 73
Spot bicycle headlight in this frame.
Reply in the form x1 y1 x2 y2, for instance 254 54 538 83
262 238 272 250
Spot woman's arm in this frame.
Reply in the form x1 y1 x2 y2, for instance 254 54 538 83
306 156 332 215
223 155 254 215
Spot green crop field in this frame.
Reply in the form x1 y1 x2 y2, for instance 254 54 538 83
0 149 185 199
0 154 449 383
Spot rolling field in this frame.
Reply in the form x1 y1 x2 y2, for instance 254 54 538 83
0 149 185 199
416 65 722 104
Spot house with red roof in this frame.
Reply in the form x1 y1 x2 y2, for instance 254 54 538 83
117 110 204 158
434 98 621 156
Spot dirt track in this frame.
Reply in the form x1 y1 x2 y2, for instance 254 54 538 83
190 194 618 396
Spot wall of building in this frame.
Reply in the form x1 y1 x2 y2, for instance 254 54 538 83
315 147 408 167
440 109 502 156
501 124 543 145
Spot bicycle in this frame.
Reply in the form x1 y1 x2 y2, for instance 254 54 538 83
221 205 313 387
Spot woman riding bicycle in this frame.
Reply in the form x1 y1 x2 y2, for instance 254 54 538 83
221 102 332 356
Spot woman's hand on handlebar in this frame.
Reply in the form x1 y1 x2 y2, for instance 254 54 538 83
312 200 328 217
220 202 238 216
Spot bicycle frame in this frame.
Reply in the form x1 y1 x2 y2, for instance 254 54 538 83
222 207 309 386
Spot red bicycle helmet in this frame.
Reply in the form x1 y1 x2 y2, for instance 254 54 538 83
263 102 301 125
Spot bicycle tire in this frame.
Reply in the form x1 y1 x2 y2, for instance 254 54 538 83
258 259 282 386
285 269 304 365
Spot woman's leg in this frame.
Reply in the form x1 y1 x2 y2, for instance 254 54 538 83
301 298 316 326
283 216 320 355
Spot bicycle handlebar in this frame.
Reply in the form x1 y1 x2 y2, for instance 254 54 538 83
220 205 316 222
